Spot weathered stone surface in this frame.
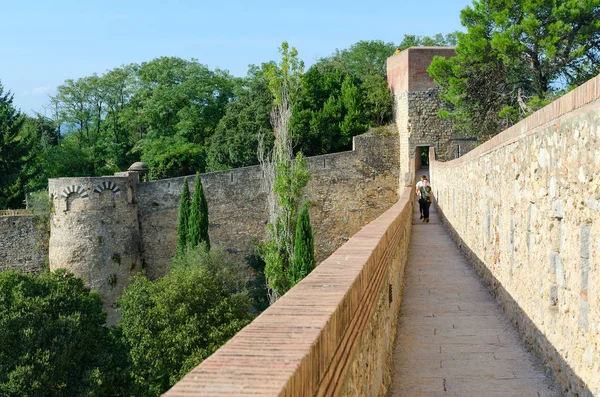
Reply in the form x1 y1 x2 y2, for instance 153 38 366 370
431 76 600 396
137 133 400 279
0 215 45 274
388 47 478 186
49 174 142 325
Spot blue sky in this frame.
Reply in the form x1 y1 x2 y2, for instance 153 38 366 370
1 0 470 115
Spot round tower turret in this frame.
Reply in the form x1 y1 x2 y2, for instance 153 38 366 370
48 174 142 325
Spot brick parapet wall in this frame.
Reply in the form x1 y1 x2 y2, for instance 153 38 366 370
164 186 414 396
429 73 600 396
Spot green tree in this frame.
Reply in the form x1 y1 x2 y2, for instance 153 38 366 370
206 64 274 171
327 40 397 78
397 32 458 51
188 173 210 250
118 244 253 396
261 42 311 302
0 269 132 397
0 82 28 209
177 177 191 253
289 202 315 287
428 0 600 137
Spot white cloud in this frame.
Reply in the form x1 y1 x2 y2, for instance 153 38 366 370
24 86 51 96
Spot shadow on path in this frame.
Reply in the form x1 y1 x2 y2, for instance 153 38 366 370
388 201 561 396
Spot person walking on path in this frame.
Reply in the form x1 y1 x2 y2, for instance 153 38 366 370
419 179 432 223
415 175 427 219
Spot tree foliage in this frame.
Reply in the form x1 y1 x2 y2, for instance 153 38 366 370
188 173 210 250
428 0 600 137
0 83 28 209
260 43 311 301
0 270 131 397
177 177 191 253
289 202 315 287
206 65 275 171
397 32 458 50
118 244 253 396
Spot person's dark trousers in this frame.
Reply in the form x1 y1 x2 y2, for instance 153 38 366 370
419 199 424 216
420 199 430 219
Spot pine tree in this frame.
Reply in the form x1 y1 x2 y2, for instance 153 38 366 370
176 177 190 253
0 82 28 209
289 202 315 287
188 173 210 250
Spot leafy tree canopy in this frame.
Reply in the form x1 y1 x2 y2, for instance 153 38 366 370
428 0 600 137
0 270 132 397
118 244 253 396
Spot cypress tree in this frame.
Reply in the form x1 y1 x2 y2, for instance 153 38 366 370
176 177 190 253
188 173 210 250
290 202 315 287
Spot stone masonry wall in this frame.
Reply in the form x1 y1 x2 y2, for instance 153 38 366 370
138 133 400 279
388 48 458 186
430 76 600 396
48 174 142 325
394 92 410 188
0 215 46 274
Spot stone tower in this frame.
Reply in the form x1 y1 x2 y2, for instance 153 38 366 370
48 167 145 324
387 47 477 185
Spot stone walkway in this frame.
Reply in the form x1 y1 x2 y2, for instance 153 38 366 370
388 201 560 396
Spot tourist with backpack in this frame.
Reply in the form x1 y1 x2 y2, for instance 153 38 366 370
415 175 427 219
419 179 432 223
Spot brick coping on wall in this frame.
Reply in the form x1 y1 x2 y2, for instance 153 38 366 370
433 74 600 167
164 186 413 396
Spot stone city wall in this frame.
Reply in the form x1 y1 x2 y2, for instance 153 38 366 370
0 215 46 274
165 186 414 396
138 133 400 279
430 75 600 396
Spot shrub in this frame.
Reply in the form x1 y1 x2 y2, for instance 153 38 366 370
0 269 131 397
118 244 253 396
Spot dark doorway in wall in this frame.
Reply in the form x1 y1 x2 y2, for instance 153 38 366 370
417 146 429 166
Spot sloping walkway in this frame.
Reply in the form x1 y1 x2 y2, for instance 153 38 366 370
388 201 560 396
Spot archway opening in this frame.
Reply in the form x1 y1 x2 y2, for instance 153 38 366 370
415 146 430 171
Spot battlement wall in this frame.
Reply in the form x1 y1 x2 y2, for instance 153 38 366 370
138 133 400 279
0 215 46 274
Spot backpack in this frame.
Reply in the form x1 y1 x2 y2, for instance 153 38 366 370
419 186 432 202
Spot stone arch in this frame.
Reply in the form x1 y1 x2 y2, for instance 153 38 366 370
94 181 121 208
61 185 89 200
93 181 121 194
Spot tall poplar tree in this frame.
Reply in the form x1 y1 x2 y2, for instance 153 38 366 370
289 202 315 287
176 177 190 253
188 173 210 250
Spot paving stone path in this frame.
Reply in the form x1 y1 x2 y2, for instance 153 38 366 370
388 199 561 397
